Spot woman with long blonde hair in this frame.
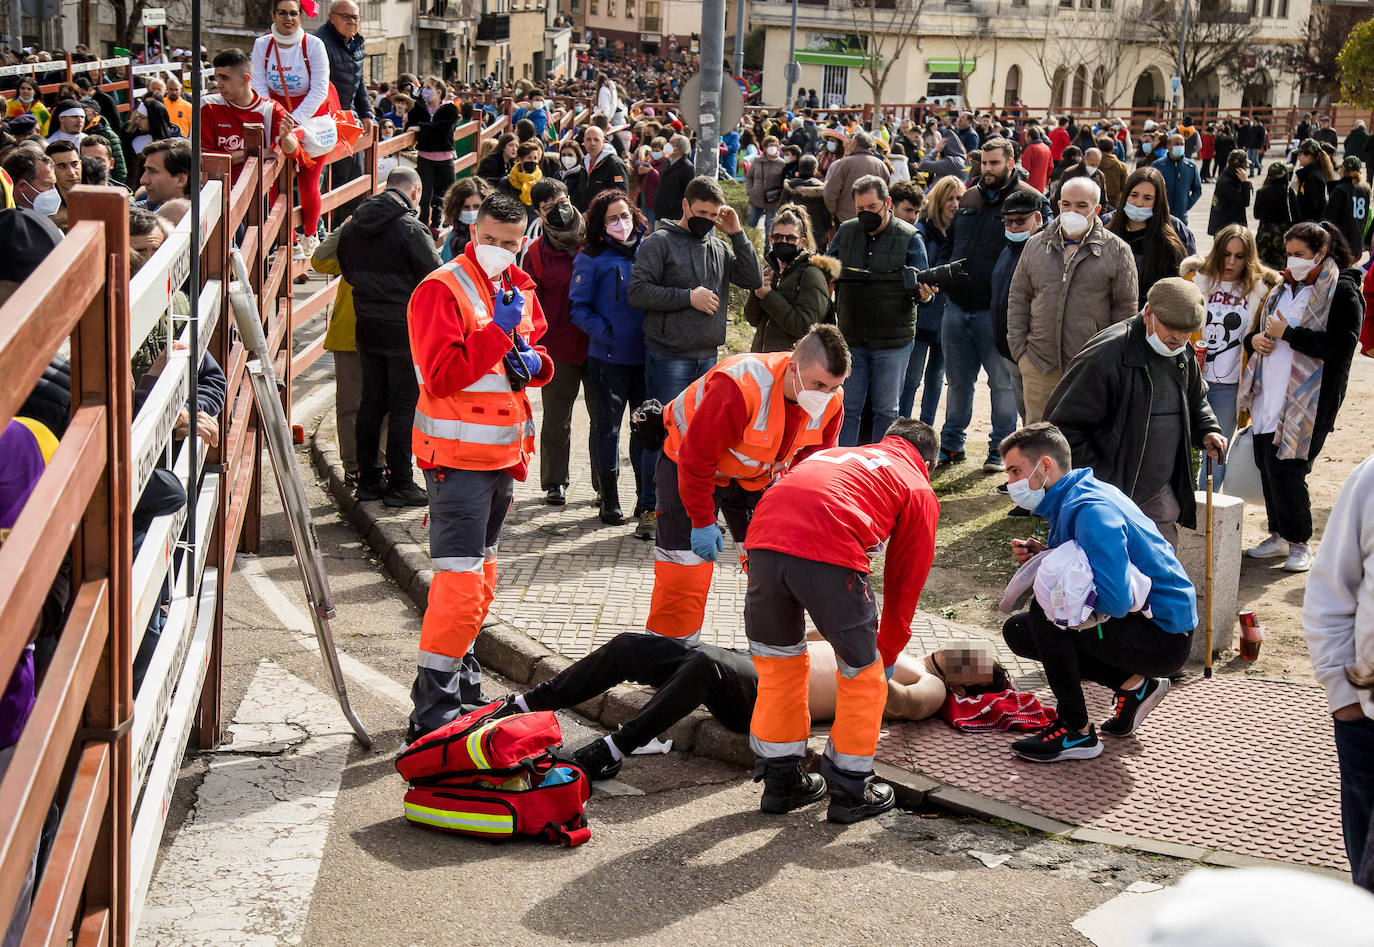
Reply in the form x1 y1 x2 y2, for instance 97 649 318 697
899 175 964 424
1180 223 1280 487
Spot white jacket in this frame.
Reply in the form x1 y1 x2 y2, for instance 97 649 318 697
1000 541 1151 629
1302 453 1374 718
251 28 330 123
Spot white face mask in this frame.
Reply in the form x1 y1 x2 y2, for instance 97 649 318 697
1007 462 1048 512
459 208 478 225
560 154 578 169
1286 255 1318 281
1123 202 1153 222
765 146 779 157
1057 211 1090 237
474 242 516 278
662 144 675 158
1146 331 1187 358
792 364 831 421
29 185 61 216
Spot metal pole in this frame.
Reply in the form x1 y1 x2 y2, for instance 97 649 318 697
187 0 201 599
11 0 21 53
1175 0 1190 117
784 0 798 109
696 0 724 179
732 0 745 78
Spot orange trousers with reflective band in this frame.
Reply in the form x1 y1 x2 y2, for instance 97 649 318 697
750 652 812 755
646 560 714 642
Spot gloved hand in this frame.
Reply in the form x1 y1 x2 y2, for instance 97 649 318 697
884 665 896 681
492 288 525 332
690 523 724 562
503 334 542 377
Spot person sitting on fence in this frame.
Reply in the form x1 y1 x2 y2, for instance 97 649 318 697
252 0 332 259
201 47 297 186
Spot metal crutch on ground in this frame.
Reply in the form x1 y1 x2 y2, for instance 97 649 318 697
230 249 373 748
1204 454 1214 679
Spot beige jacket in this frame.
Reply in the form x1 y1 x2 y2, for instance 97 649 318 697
822 150 890 222
1007 216 1139 374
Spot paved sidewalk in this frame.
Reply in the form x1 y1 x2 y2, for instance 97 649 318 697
308 343 1347 874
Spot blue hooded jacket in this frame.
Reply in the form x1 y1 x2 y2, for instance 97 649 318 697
569 239 647 365
1036 468 1197 635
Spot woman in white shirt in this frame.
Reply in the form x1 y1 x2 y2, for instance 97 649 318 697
1180 223 1280 489
1238 220 1363 573
252 0 331 257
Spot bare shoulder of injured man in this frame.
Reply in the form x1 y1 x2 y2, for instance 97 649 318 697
806 636 1006 723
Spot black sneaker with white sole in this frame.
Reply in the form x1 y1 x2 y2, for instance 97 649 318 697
1100 677 1170 737
1011 722 1103 762
572 738 623 782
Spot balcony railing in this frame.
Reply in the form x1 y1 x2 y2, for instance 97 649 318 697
477 13 512 41
642 14 661 29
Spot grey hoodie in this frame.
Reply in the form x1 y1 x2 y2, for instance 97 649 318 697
917 127 968 182
628 217 763 359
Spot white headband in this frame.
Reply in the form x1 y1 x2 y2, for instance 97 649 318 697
59 107 87 119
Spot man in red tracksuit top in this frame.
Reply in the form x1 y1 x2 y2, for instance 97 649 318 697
405 192 554 741
201 47 298 184
743 418 941 824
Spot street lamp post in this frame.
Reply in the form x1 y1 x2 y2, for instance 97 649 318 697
784 0 799 107
1175 0 1190 118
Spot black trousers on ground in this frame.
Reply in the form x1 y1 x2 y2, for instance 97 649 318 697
356 346 418 489
1253 430 1315 544
415 156 454 231
1002 601 1192 730
522 632 757 751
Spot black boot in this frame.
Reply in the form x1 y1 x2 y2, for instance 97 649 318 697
598 471 625 525
756 758 827 814
826 781 896 824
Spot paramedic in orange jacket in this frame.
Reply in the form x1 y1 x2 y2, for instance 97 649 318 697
646 325 847 646
744 418 940 823
406 192 554 741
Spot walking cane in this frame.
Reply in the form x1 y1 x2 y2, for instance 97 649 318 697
1204 454 1215 679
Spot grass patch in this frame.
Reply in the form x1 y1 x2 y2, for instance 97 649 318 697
721 179 763 357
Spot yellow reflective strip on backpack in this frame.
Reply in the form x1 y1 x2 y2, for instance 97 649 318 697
465 719 500 769
404 802 513 834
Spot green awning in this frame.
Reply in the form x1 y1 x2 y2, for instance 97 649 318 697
795 50 871 67
927 58 976 72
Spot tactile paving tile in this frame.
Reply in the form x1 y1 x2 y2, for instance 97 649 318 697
876 675 1348 870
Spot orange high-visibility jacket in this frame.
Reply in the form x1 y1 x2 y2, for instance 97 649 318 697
409 254 540 472
662 352 842 490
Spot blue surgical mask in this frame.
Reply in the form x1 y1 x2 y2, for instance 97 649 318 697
1170 145 1185 159
1005 228 1031 243
1007 462 1048 512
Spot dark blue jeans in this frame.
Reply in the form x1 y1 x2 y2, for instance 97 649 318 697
1336 714 1374 890
644 348 716 485
898 336 944 427
840 342 913 447
588 357 654 514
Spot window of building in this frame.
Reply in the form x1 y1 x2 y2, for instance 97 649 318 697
1059 0 1073 7
1262 0 1272 14
590 0 598 14
626 0 635 16
1277 0 1287 15
607 0 615 15
927 70 961 100
369 53 387 84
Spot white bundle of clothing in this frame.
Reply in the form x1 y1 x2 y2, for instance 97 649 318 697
1000 541 1152 630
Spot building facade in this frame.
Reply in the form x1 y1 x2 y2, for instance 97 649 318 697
751 0 1311 114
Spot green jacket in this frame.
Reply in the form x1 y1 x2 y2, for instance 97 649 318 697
743 252 838 352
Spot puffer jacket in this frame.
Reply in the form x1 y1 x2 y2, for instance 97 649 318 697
782 175 830 242
1007 216 1139 373
336 188 442 352
570 239 646 365
743 252 838 352
745 154 787 211
627 217 763 359
822 150 890 223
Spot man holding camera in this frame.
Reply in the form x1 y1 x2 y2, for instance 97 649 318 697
1007 177 1137 423
826 174 929 447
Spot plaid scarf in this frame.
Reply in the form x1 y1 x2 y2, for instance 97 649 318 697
1237 257 1339 460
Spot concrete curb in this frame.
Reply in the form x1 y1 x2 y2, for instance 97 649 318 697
304 409 1347 877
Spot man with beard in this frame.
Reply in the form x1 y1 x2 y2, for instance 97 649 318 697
938 137 1049 470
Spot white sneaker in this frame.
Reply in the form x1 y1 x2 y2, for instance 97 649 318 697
1246 533 1288 559
294 233 320 260
1283 543 1313 572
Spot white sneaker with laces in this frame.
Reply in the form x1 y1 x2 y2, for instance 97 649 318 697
1245 533 1288 559
1283 542 1313 572
295 232 320 260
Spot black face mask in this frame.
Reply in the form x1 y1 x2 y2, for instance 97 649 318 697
547 203 575 228
521 160 537 173
856 210 883 234
769 243 800 265
686 215 715 239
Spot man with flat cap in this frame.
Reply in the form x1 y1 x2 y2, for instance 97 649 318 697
1045 276 1227 546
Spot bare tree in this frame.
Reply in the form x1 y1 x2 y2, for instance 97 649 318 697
1143 0 1260 105
1298 3 1373 101
107 0 152 52
1018 5 1145 116
948 29 994 105
847 0 927 131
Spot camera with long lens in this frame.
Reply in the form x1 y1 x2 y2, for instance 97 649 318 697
903 258 969 290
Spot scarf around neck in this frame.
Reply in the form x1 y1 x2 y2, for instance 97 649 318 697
507 163 542 205
270 24 303 45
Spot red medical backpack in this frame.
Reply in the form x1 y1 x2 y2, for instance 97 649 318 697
395 700 592 846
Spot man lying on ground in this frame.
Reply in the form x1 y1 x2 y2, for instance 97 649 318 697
492 632 988 781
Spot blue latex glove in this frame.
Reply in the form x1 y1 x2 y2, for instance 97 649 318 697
492 288 525 332
690 523 724 562
503 334 542 377
884 665 895 681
